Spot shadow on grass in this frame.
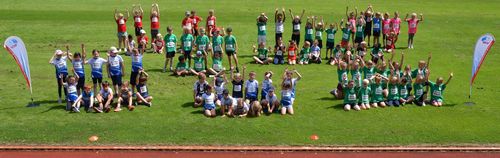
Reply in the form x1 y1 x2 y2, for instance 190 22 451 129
190 110 204 114
146 68 164 73
41 105 66 113
326 103 345 110
441 103 457 107
181 102 194 108
318 96 336 101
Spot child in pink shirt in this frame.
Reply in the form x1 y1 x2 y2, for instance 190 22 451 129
390 12 402 45
382 12 391 48
346 6 357 45
405 13 424 49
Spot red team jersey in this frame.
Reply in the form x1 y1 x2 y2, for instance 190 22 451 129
386 36 395 49
138 36 149 46
116 18 127 32
134 15 143 28
190 16 202 30
151 15 160 29
288 46 297 60
182 17 193 30
154 39 165 50
206 16 217 34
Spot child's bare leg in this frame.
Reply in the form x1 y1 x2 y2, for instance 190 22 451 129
383 89 388 98
281 107 286 115
207 68 217 75
117 97 122 109
288 106 294 115
253 56 263 64
379 101 386 107
189 69 199 76
204 110 211 117
344 104 351 111
371 102 378 108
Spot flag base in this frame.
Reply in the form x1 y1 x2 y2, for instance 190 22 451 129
26 102 40 107
464 102 475 106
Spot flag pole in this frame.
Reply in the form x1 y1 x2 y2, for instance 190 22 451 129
26 81 39 107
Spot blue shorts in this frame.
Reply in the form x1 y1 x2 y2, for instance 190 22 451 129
67 94 78 102
217 94 223 101
204 104 215 110
273 56 284 65
117 32 128 38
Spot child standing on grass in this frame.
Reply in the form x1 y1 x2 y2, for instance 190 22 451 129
231 66 246 100
174 56 189 76
390 12 402 45
224 27 240 71
206 9 217 39
405 13 424 49
257 13 268 45
193 73 209 107
382 12 391 47
130 48 143 95
245 71 259 103
287 40 298 65
116 81 133 112
114 9 129 52
343 80 359 111
132 4 143 36
289 9 305 46
314 16 325 51
50 49 69 104
150 3 160 46
181 28 195 68
346 6 358 45
275 8 286 45
354 17 366 45
274 38 286 64
163 26 177 72
95 81 113 113
372 12 382 47
340 19 351 48
325 23 337 61
363 5 374 46
190 50 207 76
63 75 78 112
304 16 314 46
299 41 311 65
152 34 165 54
202 85 217 117
195 28 210 53
253 42 272 64
86 49 107 95
261 71 273 101
358 79 372 110
68 45 86 95
72 85 94 113
107 47 125 94
190 10 202 38
430 73 453 107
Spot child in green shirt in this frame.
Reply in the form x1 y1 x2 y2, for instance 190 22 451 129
343 80 360 111
298 41 311 65
163 26 177 72
189 50 207 76
174 55 189 76
252 42 272 64
358 79 372 110
430 72 453 107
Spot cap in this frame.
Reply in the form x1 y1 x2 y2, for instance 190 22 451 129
157 33 162 37
140 29 146 34
109 47 118 53
55 49 64 55
185 11 191 16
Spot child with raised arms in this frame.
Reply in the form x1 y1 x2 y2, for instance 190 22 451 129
150 3 160 46
314 16 325 50
283 68 302 104
261 71 273 101
256 13 268 45
253 42 272 64
345 6 358 45
339 19 351 48
370 43 384 64
114 9 129 51
350 57 362 88
132 4 143 36
280 82 294 115
72 85 94 113
429 73 453 107
289 9 305 45
370 73 388 107
372 12 382 47
116 81 134 112
363 5 374 46
49 49 69 103
325 23 338 61
331 59 349 99
107 46 125 94
411 52 432 79
68 44 86 95
304 16 314 46
275 8 286 45
63 75 78 112
405 13 424 49
390 11 402 45
163 26 177 72
298 41 311 65
95 81 113 113
224 27 240 71
274 38 286 65
354 16 366 45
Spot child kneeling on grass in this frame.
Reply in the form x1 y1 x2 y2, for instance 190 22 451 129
232 98 249 117
280 82 294 115
358 79 371 110
136 70 152 107
116 81 134 112
218 89 236 117
63 75 79 112
72 85 94 113
202 85 217 117
248 100 262 117
95 81 113 113
343 80 360 111
429 72 453 107
298 41 311 65
370 74 388 108
261 87 279 114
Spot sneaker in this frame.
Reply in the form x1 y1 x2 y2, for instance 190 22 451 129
93 106 103 113
221 114 226 118
74 107 80 113
146 102 152 107
124 48 127 52
422 102 426 106
330 89 337 96
169 67 174 72
114 108 122 112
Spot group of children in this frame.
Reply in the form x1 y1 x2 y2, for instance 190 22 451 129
49 45 153 113
329 51 453 111
192 68 302 117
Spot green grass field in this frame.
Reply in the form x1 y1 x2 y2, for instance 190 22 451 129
0 0 499 146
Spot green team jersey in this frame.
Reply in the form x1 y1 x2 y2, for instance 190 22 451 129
387 83 400 100
363 66 375 80
300 47 310 61
371 83 384 102
164 34 177 52
305 26 314 40
355 25 364 37
257 22 267 35
351 69 362 87
401 73 413 87
315 28 323 40
325 28 337 43
224 35 237 52
212 36 224 52
358 86 371 104
337 69 349 85
341 28 351 41
195 35 210 51
181 34 194 51
377 68 390 87
176 62 188 71
399 84 409 99
257 48 268 59
413 82 426 100
343 87 358 104
429 81 446 102
193 57 205 72
212 57 223 72
411 68 428 78
333 47 341 58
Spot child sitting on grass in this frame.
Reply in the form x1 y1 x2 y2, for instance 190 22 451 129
245 71 259 103
193 73 209 107
152 34 165 54
429 73 453 107
189 50 207 76
136 70 152 107
287 40 298 65
202 85 217 117
233 98 249 117
72 85 94 113
218 89 236 117
95 81 113 113
298 41 311 65
253 42 272 64
309 40 322 64
175 56 190 76
62 75 78 112
116 81 134 112
273 38 286 65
